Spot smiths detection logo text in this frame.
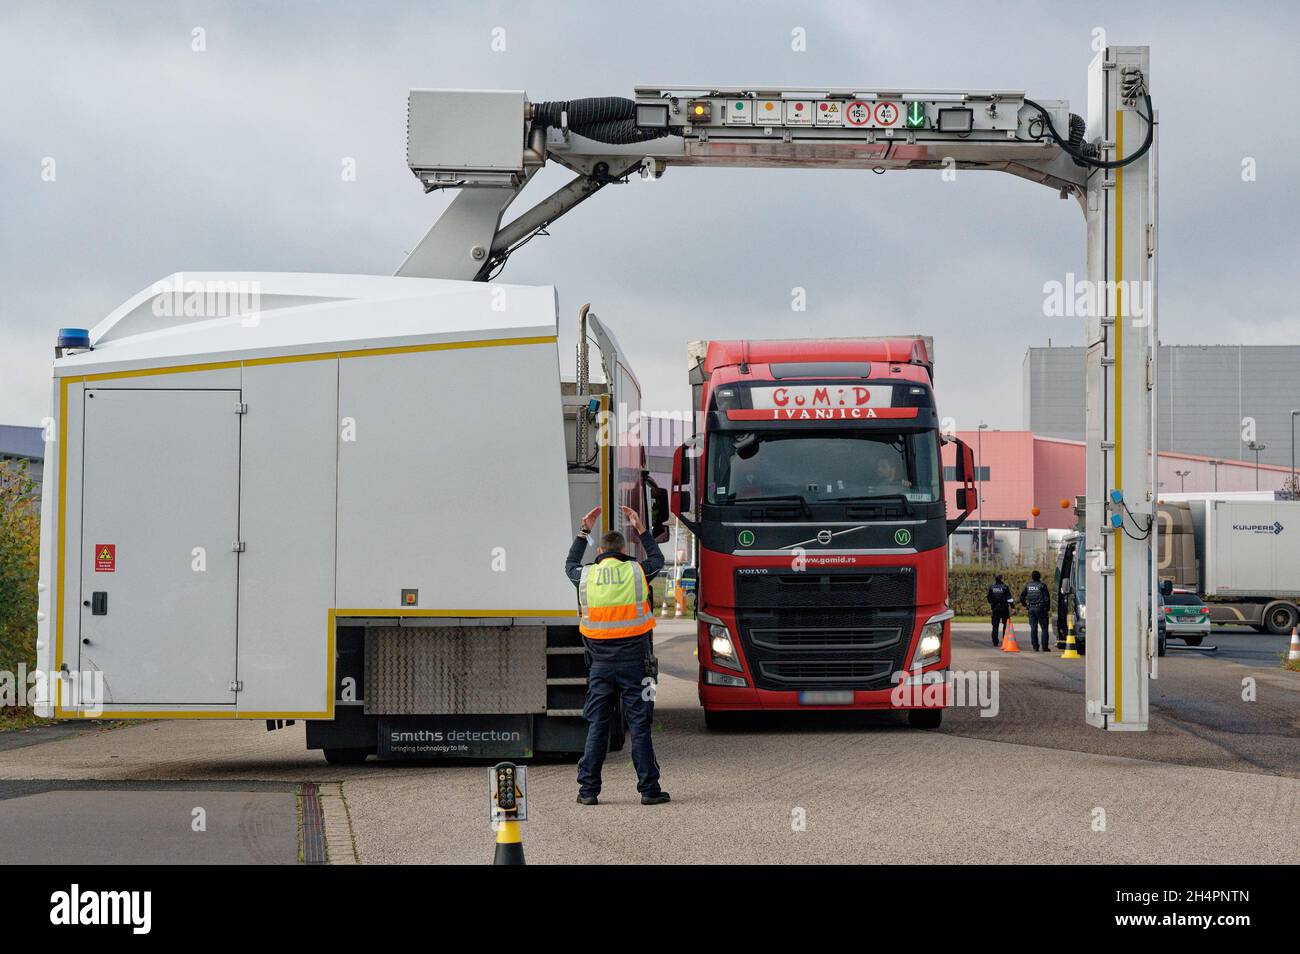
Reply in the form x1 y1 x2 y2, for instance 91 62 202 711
1232 521 1284 535
50 884 151 934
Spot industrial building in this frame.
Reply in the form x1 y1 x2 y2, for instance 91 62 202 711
940 429 1295 532
0 424 44 486
1024 345 1300 471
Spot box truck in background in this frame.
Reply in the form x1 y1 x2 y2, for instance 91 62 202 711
1158 498 1300 634
1055 497 1300 644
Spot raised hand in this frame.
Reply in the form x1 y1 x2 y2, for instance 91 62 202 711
621 505 645 534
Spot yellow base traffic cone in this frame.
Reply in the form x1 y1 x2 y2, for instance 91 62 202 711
1001 621 1021 653
1060 614 1082 659
493 819 525 865
1288 626 1300 663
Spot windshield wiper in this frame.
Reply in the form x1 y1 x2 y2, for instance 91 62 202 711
833 493 916 517
729 494 812 516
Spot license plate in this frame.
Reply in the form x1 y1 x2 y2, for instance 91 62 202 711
798 690 854 706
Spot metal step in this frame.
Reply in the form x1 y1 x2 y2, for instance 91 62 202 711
546 708 584 717
546 677 587 686
545 646 585 655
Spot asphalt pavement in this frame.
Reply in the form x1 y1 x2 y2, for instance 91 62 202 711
0 619 1296 864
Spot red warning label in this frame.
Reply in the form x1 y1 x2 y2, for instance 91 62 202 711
95 544 116 572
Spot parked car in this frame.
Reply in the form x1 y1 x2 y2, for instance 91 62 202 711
1162 589 1210 646
671 565 698 592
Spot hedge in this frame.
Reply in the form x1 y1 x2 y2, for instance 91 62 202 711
948 563 1052 618
0 460 40 716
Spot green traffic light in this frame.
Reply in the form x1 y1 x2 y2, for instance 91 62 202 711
906 102 926 129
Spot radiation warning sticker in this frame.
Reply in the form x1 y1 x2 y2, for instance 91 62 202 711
94 544 116 572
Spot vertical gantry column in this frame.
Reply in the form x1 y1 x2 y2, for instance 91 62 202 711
1084 46 1155 730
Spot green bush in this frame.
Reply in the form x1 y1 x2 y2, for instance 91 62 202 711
0 459 40 714
948 563 1051 617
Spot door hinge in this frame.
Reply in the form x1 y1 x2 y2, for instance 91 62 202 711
234 402 248 414
232 541 246 553
229 680 243 692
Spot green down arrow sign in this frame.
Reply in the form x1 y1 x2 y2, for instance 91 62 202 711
906 102 926 129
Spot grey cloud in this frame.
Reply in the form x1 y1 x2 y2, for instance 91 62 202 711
2 0 1297 430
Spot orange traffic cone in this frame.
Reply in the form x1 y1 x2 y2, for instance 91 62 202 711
1288 627 1300 662
1001 621 1021 653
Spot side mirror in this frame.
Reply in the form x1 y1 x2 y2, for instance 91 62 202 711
946 437 977 536
671 442 699 534
1159 578 1173 597
651 485 669 541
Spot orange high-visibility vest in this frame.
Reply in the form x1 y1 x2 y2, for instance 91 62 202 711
578 556 656 639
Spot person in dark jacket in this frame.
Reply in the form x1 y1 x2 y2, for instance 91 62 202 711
1019 570 1052 651
987 574 1013 646
565 505 669 806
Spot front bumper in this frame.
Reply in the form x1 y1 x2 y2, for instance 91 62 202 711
698 606 951 712
699 679 950 712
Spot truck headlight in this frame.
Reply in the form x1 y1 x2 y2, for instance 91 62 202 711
698 611 743 672
1077 603 1086 621
910 609 953 669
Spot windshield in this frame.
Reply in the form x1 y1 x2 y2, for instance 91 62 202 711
706 430 940 505
1164 593 1202 606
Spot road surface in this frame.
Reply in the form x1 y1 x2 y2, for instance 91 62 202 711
1 621 1296 864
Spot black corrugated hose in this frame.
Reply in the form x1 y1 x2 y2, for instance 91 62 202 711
531 97 673 145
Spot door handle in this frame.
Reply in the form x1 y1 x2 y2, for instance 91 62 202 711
91 592 108 615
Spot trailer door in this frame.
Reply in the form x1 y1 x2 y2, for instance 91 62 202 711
78 388 241 705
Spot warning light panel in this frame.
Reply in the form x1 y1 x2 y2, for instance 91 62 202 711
725 99 753 125
754 99 783 125
687 99 712 123
814 100 843 126
785 100 813 125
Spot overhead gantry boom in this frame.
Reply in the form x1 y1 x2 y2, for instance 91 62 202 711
397 85 1091 283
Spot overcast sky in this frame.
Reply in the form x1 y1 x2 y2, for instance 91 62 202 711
2 0 1297 432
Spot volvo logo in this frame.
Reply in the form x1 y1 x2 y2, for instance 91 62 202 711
894 528 913 546
816 529 833 545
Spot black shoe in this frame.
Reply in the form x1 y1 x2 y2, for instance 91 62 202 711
640 792 671 805
576 794 599 806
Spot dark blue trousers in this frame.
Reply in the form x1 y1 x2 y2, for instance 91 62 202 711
577 656 661 798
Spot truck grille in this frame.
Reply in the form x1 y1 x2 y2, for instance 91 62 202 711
733 569 916 691
748 624 902 651
759 659 897 683
735 568 915 608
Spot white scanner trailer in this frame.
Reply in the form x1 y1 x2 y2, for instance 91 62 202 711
34 273 657 761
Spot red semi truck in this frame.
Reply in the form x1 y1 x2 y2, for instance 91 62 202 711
670 338 977 728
